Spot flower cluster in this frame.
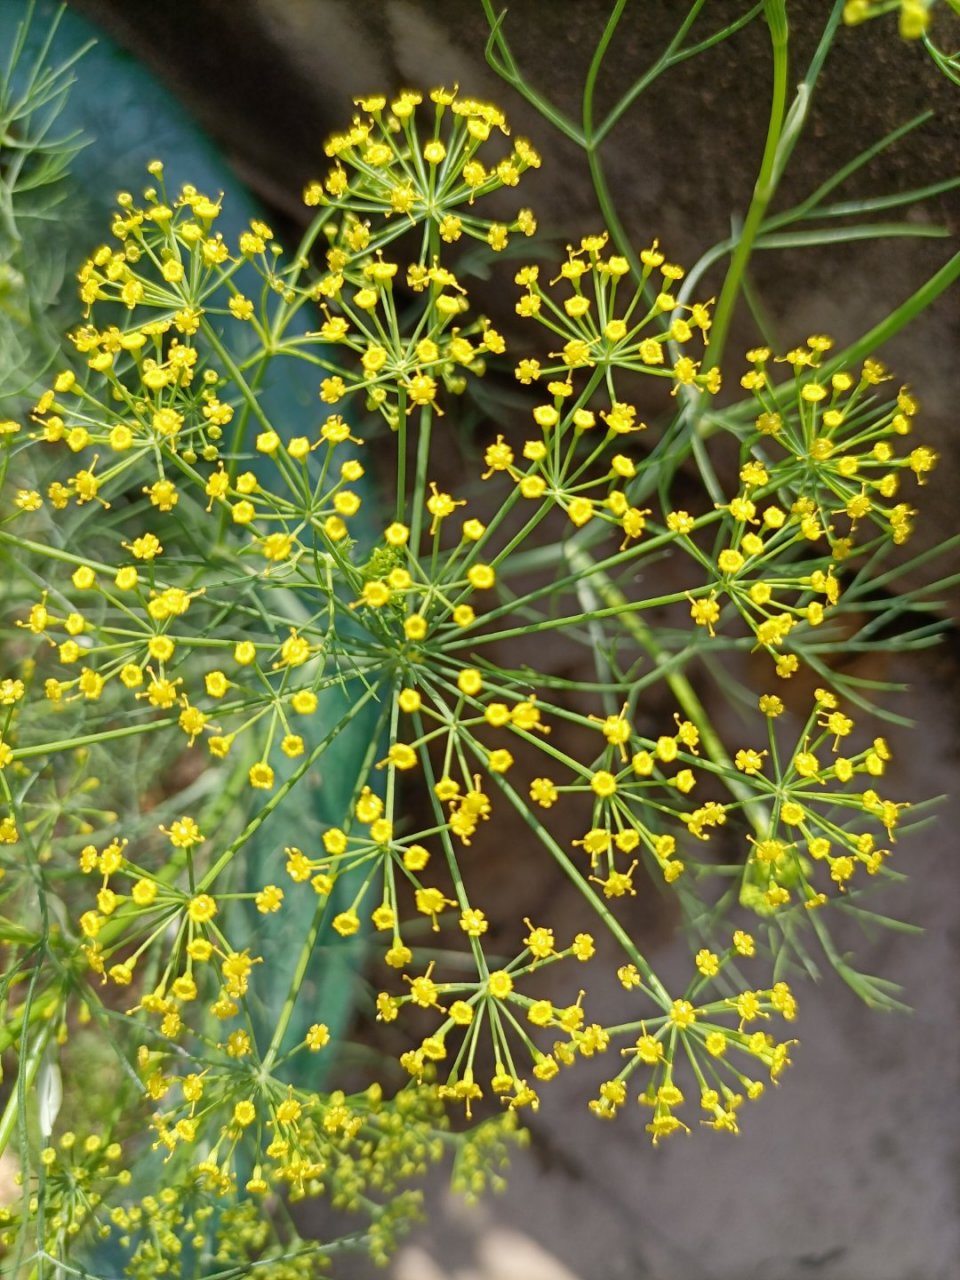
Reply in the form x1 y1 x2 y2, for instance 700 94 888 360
678 340 935 668
591 943 798 1141
843 0 935 38
734 688 904 913
0 84 936 1273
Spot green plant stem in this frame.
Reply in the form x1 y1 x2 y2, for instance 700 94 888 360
444 586 696 651
564 543 767 836
495 773 671 1005
11 717 175 760
483 0 765 281
261 689 391 1071
594 2 763 144
0 1022 51 1158
580 0 644 276
820 248 960 377
198 679 384 890
199 318 276 469
395 388 407 523
480 0 585 145
703 0 789 377
762 110 937 233
407 405 433 556
259 896 333 1074
0 527 116 573
702 248 960 432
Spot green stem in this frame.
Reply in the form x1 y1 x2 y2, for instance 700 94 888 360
592 0 707 145
495 774 671 1005
702 248 960 432
480 0 585 145
407 405 434 556
564 543 767 836
0 528 116 574
395 389 407 524
581 0 643 277
198 319 276 469
0 1023 51 1157
704 0 789 375
259 682 393 1069
820 249 960 378
12 717 175 761
198 679 383 890
260 896 332 1073
442 587 696 651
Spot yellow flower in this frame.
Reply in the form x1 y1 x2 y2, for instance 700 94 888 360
187 894 217 924
249 762 275 790
487 971 514 999
307 1023 330 1050
233 1100 256 1127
